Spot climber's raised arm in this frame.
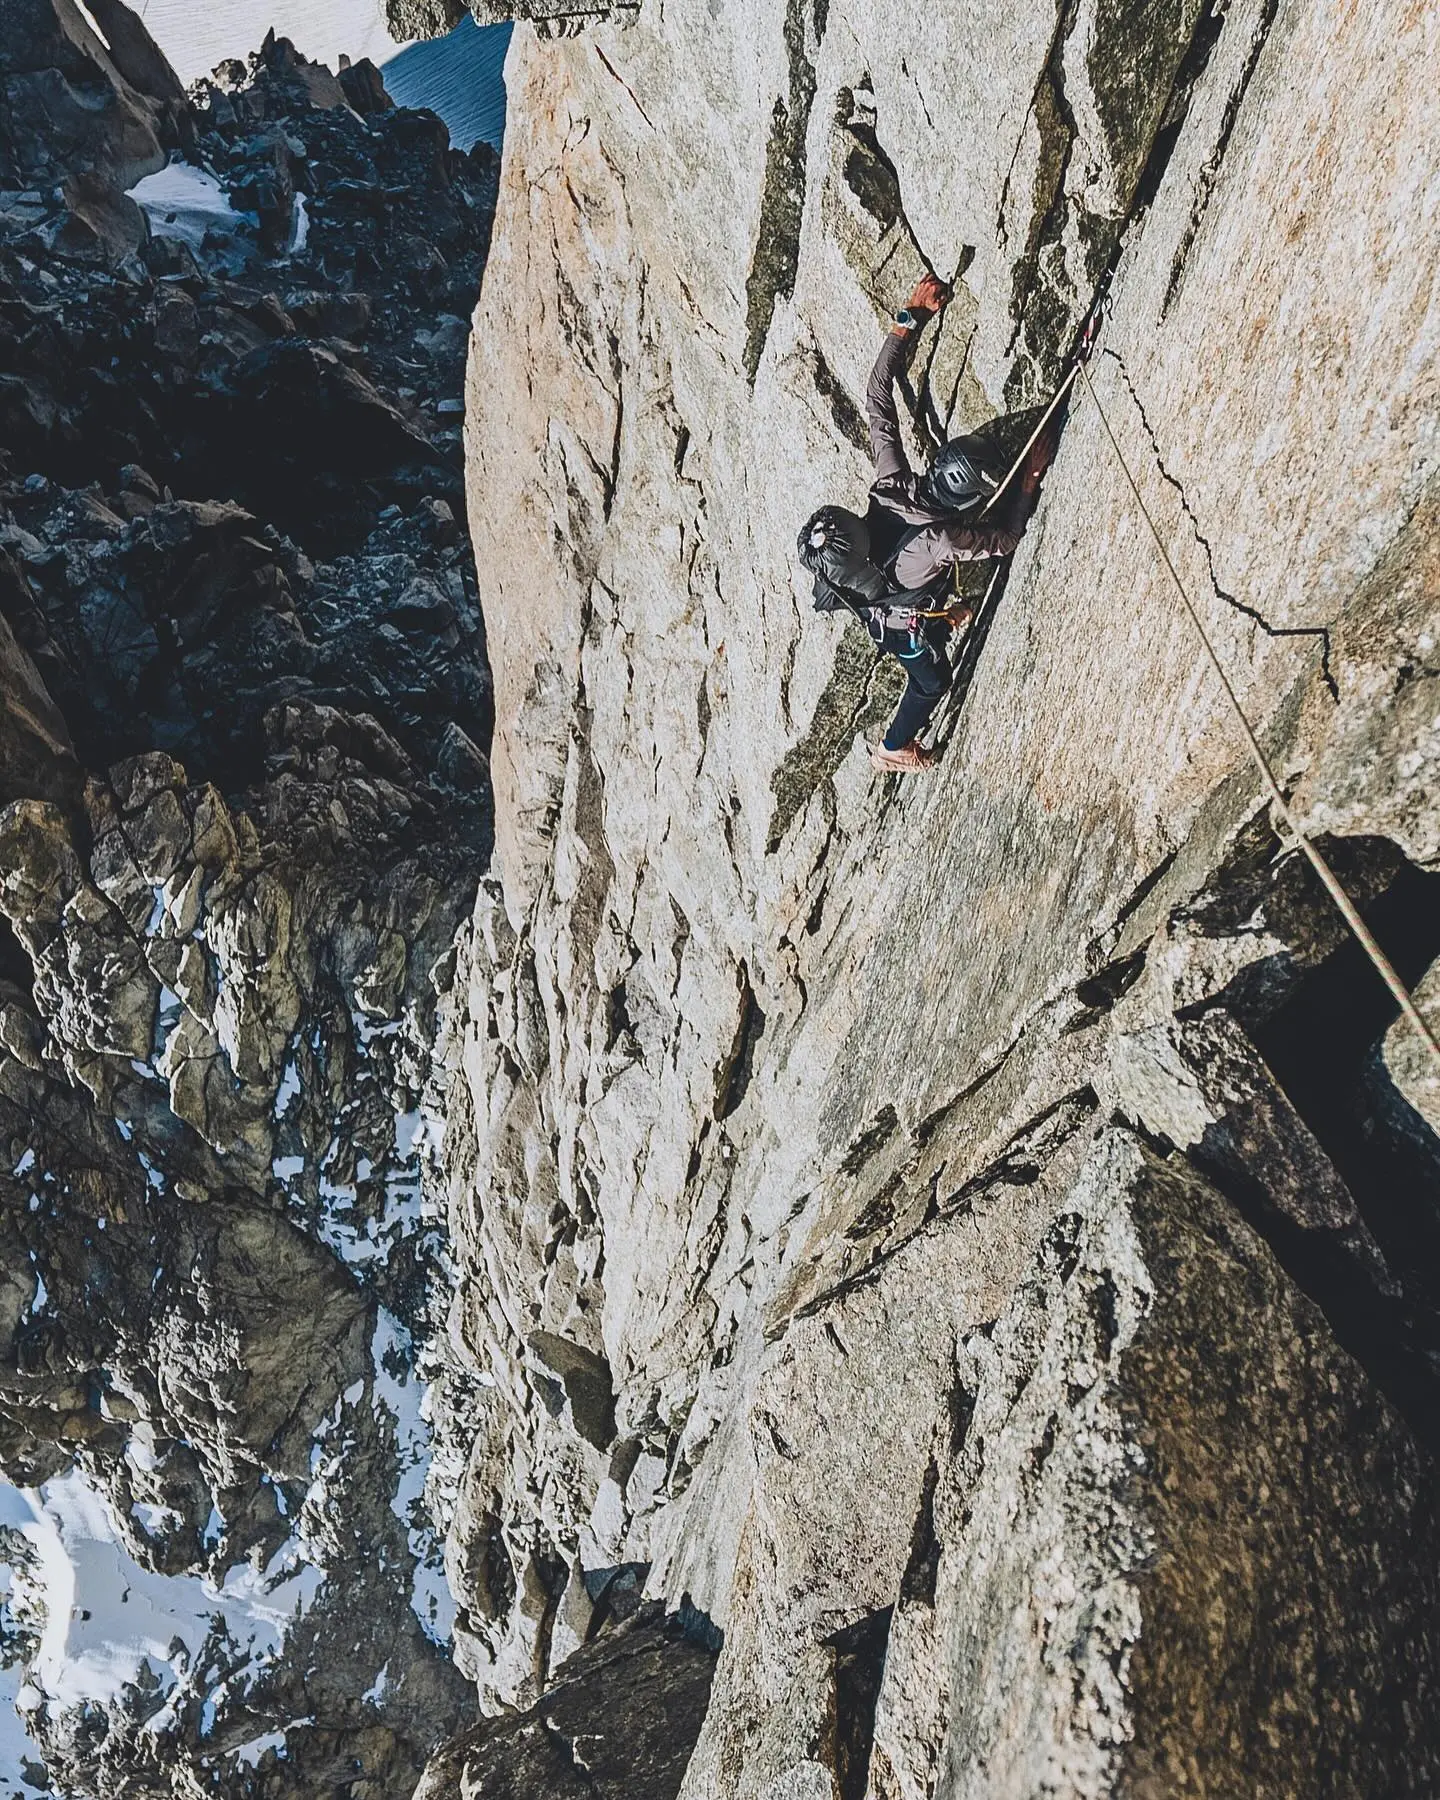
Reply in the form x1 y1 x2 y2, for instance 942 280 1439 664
865 272 949 486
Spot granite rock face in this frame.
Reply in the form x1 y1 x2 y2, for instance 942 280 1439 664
866 1134 1440 1800
416 0 1440 1785
7 0 1440 1791
413 1606 718 1800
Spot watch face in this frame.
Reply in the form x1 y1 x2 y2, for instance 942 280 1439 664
896 308 916 328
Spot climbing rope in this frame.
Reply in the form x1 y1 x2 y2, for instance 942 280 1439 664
1074 355 1440 1071
910 379 1080 619
913 362 1084 618
910 361 1086 621
979 362 1083 521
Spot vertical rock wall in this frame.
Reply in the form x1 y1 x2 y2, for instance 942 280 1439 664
427 0 1440 1783
4 0 1439 1786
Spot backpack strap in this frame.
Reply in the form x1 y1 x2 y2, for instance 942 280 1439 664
875 519 930 578
809 508 949 622
877 520 955 618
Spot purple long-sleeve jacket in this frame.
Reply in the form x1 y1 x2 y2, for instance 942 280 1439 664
866 326 1020 587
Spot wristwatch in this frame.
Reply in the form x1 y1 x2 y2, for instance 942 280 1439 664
894 307 919 330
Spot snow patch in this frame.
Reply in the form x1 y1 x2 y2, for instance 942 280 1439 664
273 1054 302 1120
154 986 183 1064
372 1311 455 1644
124 1435 162 1477
138 0 406 87
126 162 250 252
308 1124 428 1269
351 1008 400 1049
73 0 111 49
131 1502 182 1537
232 1727 286 1768
0 1472 323 1716
0 1659 49 1800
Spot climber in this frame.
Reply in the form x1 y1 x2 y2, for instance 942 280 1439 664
797 272 1060 774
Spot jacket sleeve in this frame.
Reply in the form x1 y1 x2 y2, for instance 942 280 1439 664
892 516 1022 589
865 327 916 484
934 521 1022 564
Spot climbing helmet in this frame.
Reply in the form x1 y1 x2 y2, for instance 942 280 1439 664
922 437 998 515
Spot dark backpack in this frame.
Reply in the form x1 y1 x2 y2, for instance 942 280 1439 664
796 504 937 617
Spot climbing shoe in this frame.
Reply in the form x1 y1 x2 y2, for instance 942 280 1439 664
869 739 936 775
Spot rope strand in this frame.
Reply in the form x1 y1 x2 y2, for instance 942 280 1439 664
1074 358 1440 1070
980 363 1082 519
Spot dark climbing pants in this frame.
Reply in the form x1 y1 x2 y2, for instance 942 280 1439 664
880 628 950 750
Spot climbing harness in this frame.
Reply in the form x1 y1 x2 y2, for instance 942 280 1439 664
1074 355 1440 1073
800 506 954 647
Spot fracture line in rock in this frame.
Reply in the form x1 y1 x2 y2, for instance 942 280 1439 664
592 43 657 132
1100 348 1336 696
1076 355 1440 1072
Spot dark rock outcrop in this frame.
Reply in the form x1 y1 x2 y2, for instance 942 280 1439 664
387 0 637 38
413 1607 719 1800
0 604 78 810
0 0 175 185
0 13 500 1799
387 0 471 39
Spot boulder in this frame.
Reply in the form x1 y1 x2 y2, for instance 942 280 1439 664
0 0 174 194
340 56 395 116
415 1607 719 1800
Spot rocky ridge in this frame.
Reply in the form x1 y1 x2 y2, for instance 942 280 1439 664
0 7 499 1796
3 0 1440 1793
401 0 1440 1789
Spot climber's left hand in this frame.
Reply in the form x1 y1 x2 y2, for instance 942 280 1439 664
907 273 950 316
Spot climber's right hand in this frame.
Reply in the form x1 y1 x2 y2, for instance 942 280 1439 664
907 273 950 316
